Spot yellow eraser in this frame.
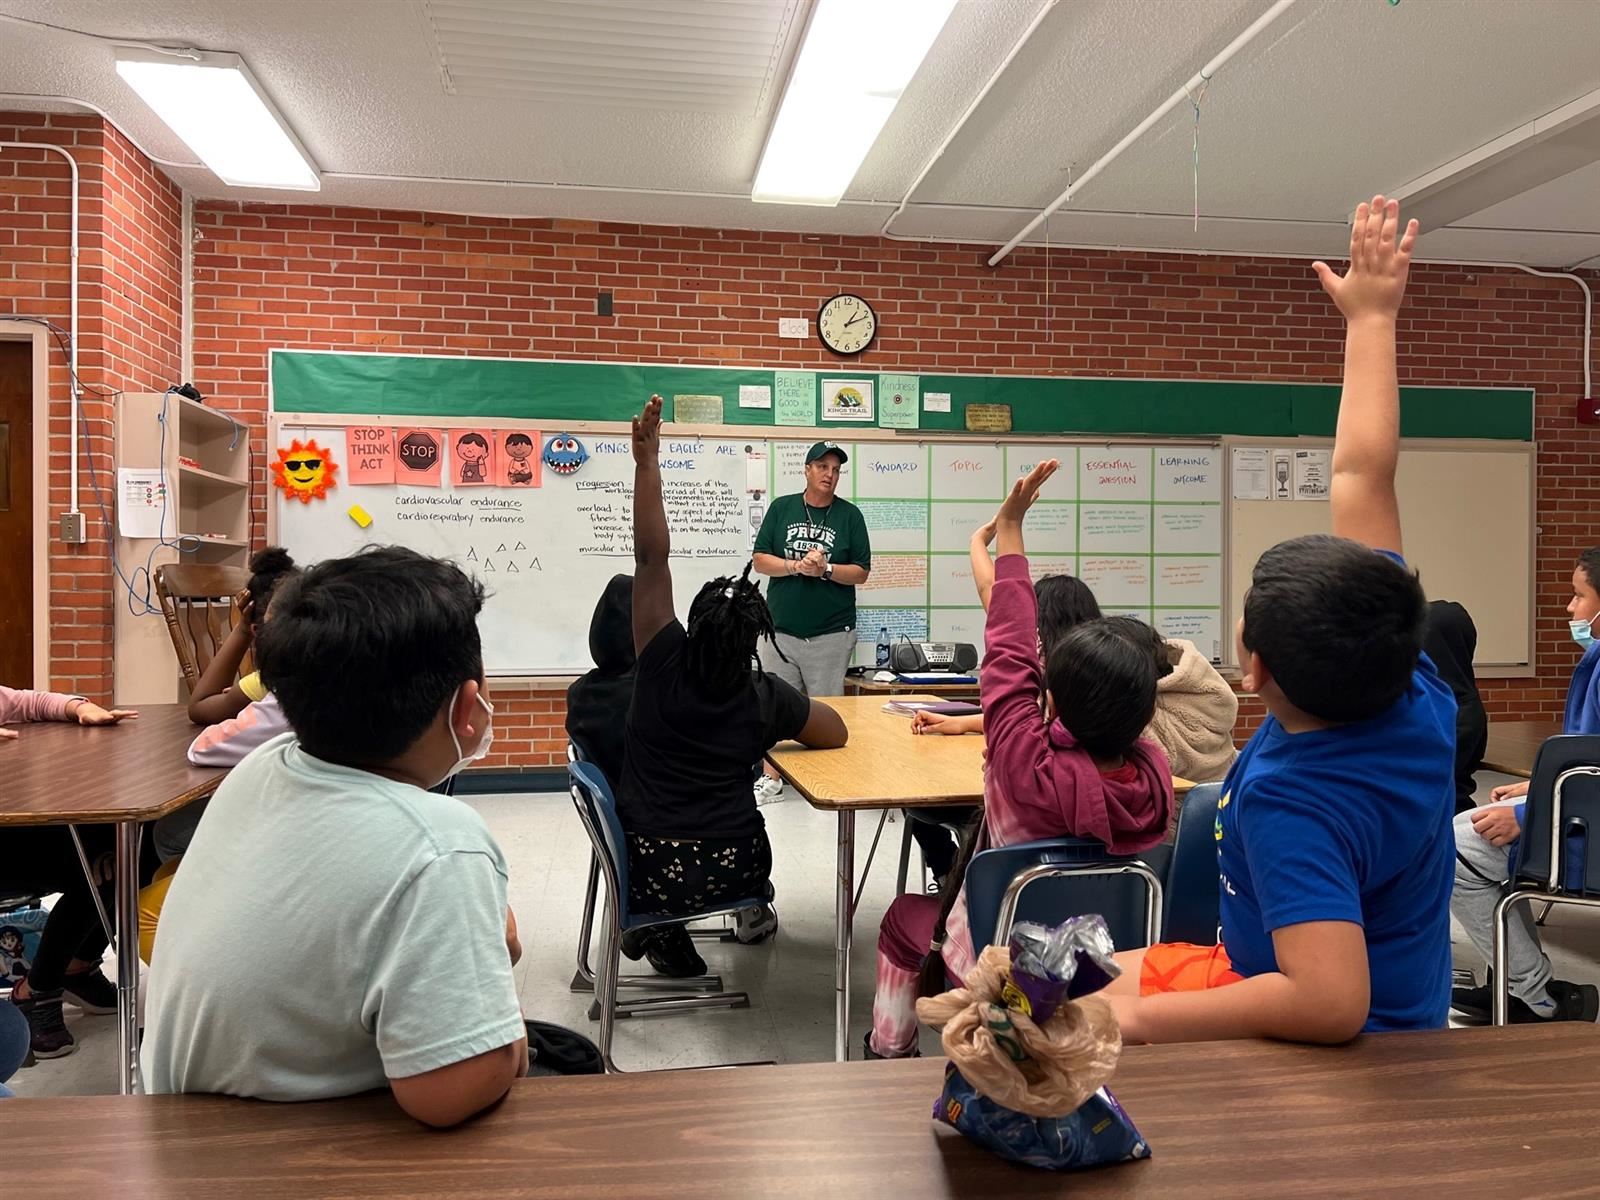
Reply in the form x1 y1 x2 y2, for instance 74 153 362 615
347 505 373 528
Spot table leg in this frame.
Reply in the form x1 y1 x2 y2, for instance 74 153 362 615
115 822 140 1095
834 810 855 1063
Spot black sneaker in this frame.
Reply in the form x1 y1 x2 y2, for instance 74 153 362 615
620 925 708 978
11 989 75 1059
62 967 117 1015
1450 982 1492 1019
1543 980 1600 1022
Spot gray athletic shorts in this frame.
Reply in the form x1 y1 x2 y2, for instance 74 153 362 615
759 628 855 697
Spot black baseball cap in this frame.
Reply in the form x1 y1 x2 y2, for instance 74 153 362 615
805 441 848 465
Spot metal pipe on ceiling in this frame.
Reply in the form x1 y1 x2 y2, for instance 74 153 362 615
986 0 1303 267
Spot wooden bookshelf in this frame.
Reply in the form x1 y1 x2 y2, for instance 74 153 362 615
113 393 253 704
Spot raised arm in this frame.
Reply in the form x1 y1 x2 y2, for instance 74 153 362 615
1313 195 1418 556
969 518 997 610
631 395 675 654
981 460 1059 753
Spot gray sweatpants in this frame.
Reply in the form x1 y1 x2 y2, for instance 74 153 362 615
1451 803 1552 1004
760 629 855 698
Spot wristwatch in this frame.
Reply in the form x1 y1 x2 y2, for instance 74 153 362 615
823 563 835 581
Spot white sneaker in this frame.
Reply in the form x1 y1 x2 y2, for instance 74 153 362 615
753 775 786 806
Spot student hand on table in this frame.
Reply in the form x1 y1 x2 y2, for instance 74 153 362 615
1471 804 1523 848
1104 992 1148 1044
67 699 139 726
0 728 15 741
911 711 982 737
1489 780 1530 803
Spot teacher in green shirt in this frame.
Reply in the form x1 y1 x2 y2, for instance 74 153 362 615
752 441 872 719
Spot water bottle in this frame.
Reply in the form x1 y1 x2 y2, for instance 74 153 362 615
876 626 891 670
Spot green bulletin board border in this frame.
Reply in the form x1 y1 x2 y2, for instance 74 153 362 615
269 350 1534 441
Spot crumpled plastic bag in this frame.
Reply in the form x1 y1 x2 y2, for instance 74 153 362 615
916 945 1120 1117
914 917 1148 1171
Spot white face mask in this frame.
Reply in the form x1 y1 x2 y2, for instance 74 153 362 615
1572 617 1596 650
440 690 494 786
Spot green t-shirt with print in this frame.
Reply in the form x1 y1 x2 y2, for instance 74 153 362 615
754 493 872 639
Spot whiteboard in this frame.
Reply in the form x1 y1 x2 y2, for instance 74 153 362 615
272 423 1225 674
273 423 758 676
1226 439 1535 669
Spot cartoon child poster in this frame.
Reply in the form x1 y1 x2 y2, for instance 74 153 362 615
452 429 494 486
495 430 542 488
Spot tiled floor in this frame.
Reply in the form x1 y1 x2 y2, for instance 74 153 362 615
9 772 1600 1097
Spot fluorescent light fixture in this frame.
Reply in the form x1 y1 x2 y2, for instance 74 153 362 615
753 0 958 206
114 47 320 190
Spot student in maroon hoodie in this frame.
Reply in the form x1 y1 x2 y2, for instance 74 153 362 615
864 460 1173 1058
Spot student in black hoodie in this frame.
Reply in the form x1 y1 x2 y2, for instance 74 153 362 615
566 574 635 790
1423 599 1487 814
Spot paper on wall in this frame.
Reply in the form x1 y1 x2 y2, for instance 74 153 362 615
739 384 772 410
924 392 952 413
1270 449 1292 501
1231 446 1270 501
117 467 173 538
774 372 816 426
1293 448 1331 501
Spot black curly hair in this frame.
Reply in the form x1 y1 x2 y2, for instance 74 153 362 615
684 561 788 699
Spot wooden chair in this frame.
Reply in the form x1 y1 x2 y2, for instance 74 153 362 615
153 563 249 691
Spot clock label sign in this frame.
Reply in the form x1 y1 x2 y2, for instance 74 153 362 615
817 293 877 356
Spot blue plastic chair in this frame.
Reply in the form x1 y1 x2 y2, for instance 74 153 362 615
1161 783 1223 946
966 837 1163 954
567 761 762 1071
1492 735 1600 1024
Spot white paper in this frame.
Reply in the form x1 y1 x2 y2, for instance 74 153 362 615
1231 447 1271 500
745 448 767 494
1293 448 1331 501
738 384 772 410
1271 450 1292 501
117 468 174 539
778 317 809 339
924 391 952 413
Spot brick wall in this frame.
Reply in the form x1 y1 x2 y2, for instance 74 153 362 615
0 112 183 699
184 202 1598 767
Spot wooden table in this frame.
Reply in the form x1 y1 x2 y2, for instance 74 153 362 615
8 1025 1596 1196
768 695 1193 1062
1482 719 1562 779
844 675 981 698
0 704 226 1094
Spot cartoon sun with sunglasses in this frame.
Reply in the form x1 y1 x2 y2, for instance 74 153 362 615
272 438 339 503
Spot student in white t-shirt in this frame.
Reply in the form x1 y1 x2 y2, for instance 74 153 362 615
142 546 527 1128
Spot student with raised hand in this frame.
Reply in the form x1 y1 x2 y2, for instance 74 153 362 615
621 396 846 976
142 547 527 1128
865 460 1173 1059
1103 196 1458 1045
1450 552 1600 1023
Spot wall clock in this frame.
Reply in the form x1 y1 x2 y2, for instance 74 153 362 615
817 293 877 356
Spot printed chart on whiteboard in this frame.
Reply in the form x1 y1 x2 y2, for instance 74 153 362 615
770 441 1225 665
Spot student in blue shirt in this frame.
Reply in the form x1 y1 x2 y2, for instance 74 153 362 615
1103 196 1458 1043
1449 548 1600 1023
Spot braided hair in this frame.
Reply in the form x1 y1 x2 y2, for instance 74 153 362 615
684 561 789 699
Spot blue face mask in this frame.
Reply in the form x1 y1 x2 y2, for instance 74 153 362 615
1571 617 1596 650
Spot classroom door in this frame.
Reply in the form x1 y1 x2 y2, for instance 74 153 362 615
0 339 33 686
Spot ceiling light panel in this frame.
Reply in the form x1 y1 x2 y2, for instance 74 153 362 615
420 0 803 112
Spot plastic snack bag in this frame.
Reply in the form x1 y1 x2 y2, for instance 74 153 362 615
915 916 1149 1171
